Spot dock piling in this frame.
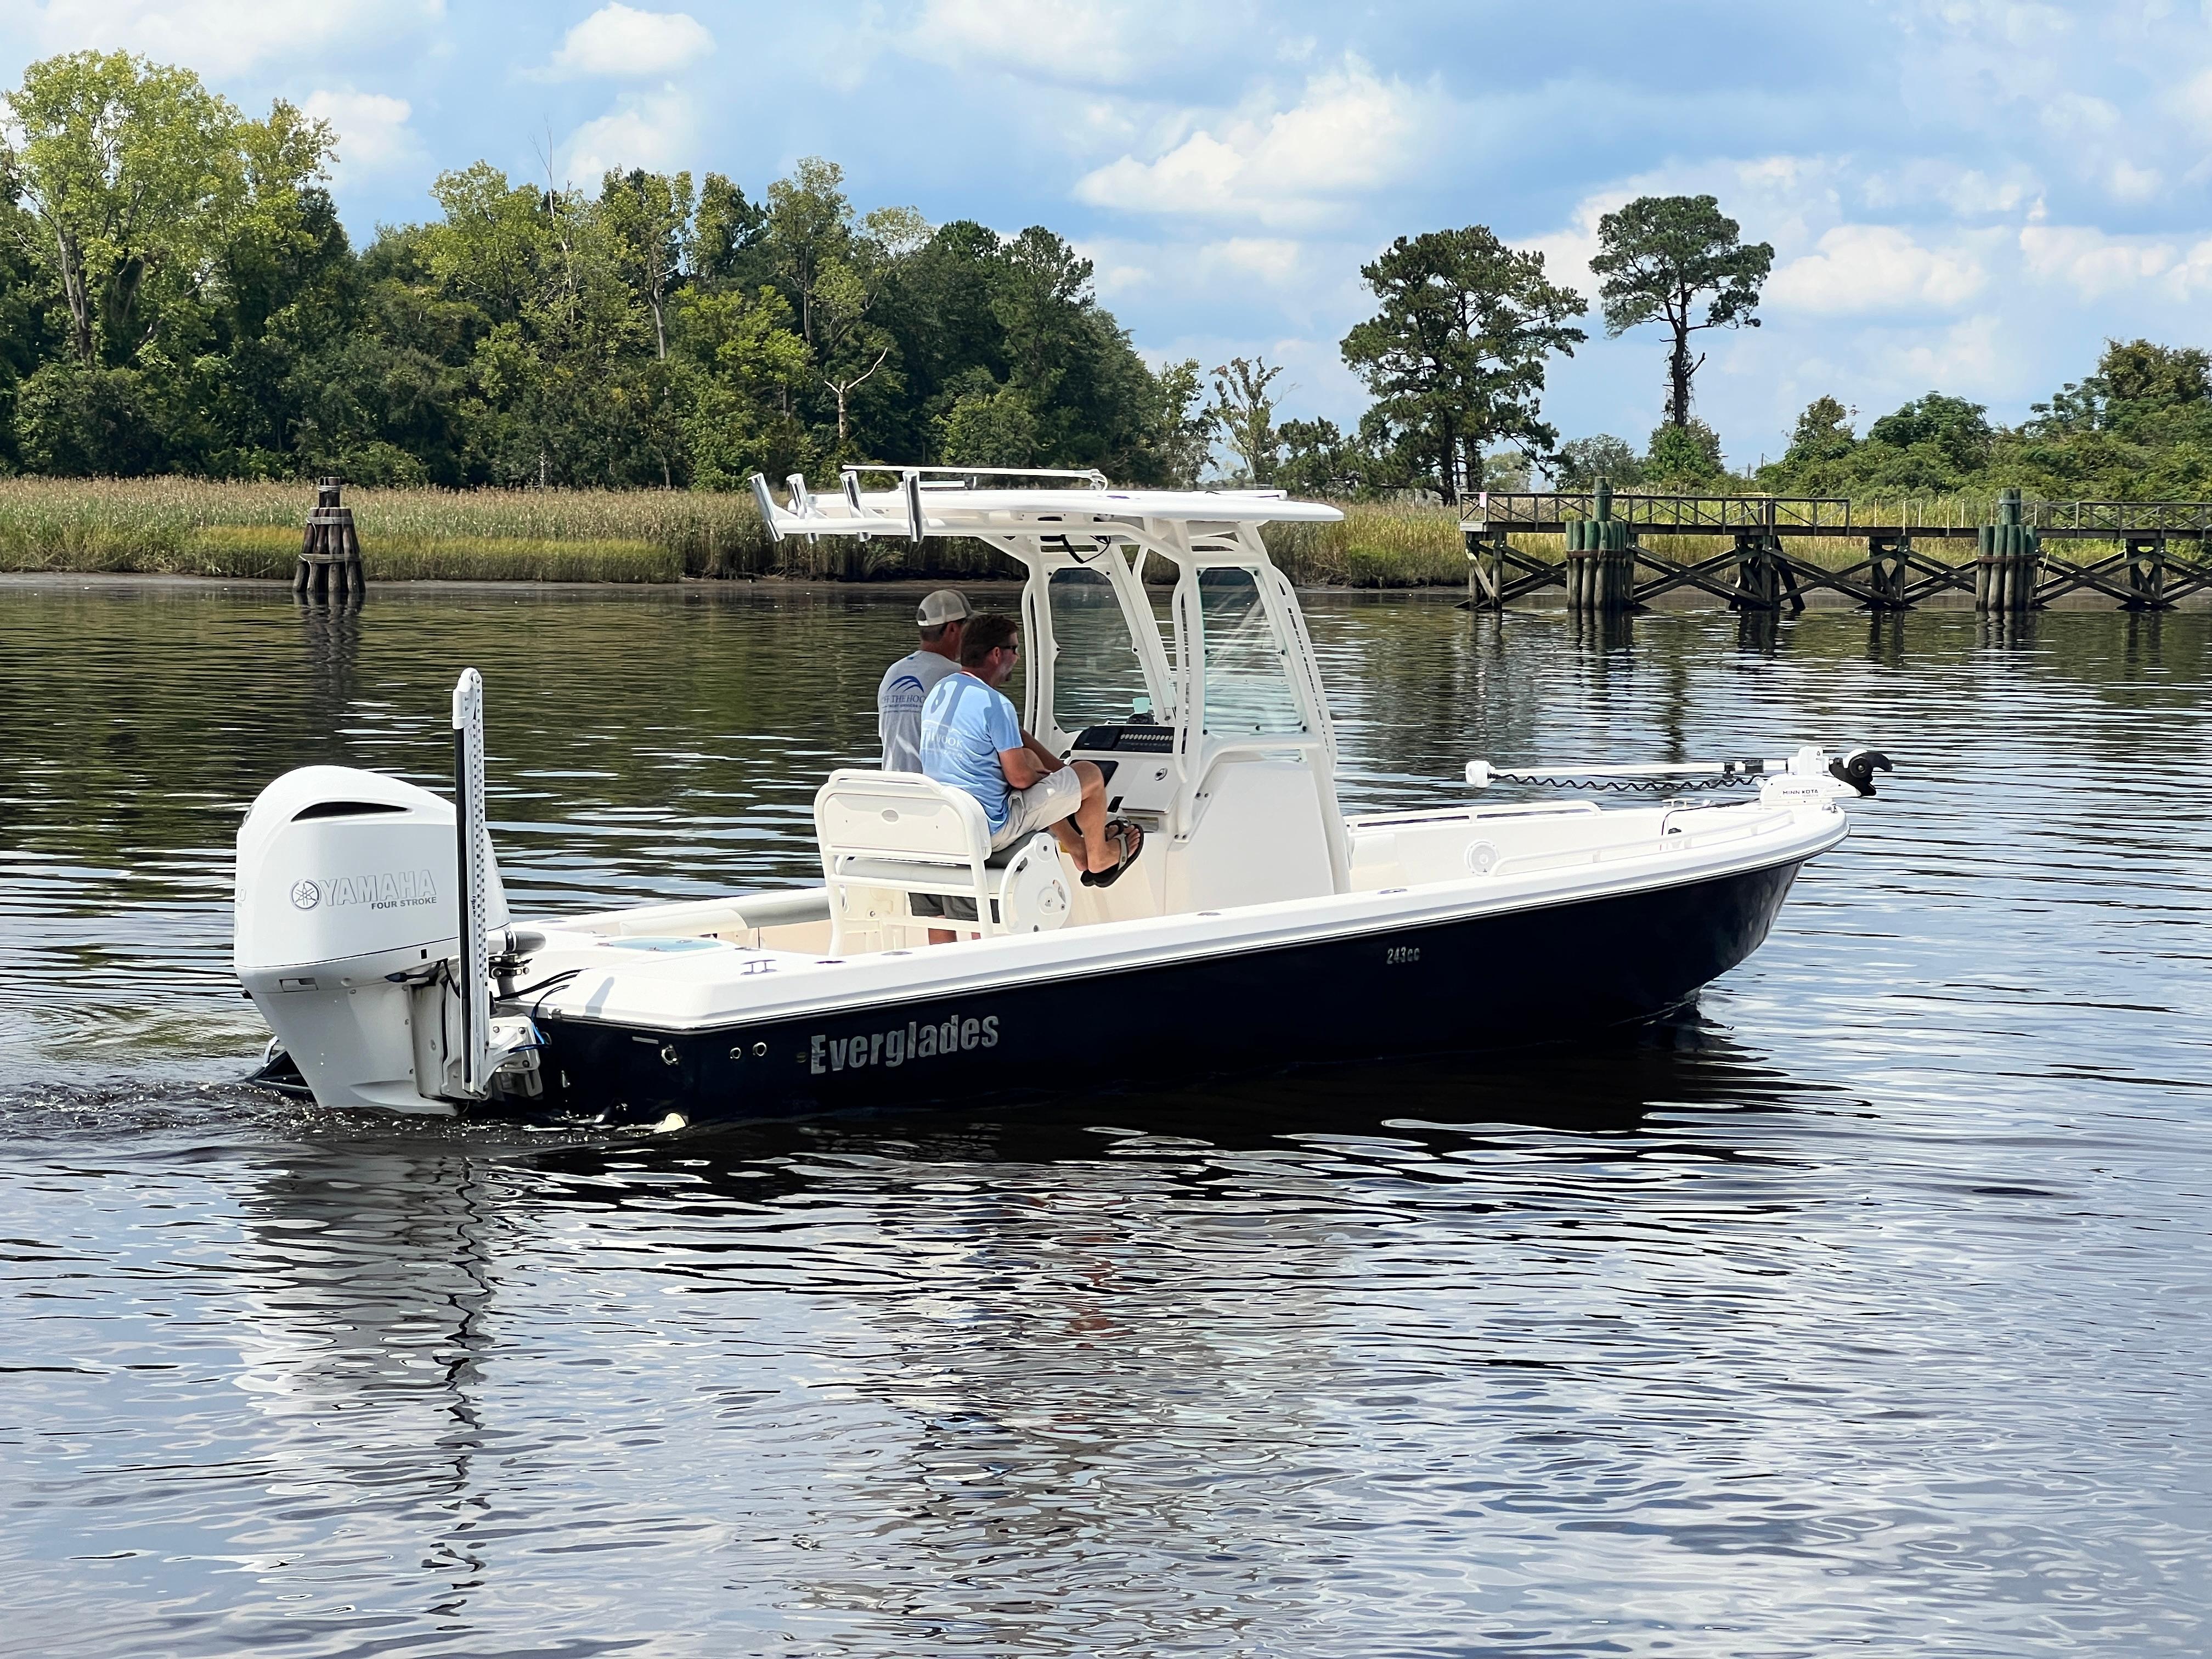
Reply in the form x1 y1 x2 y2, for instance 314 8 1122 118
1977 488 2039 613
2126 537 2167 609
296 477 364 606
1564 478 1640 614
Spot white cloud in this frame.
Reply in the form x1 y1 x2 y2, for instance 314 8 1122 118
22 0 442 78
904 0 1146 82
1198 238 1303 286
546 4 713 80
1514 191 1626 297
1088 261 1153 300
301 89 420 174
1767 225 1991 315
2019 224 2178 300
1074 58 1429 227
2106 159 2160 201
2168 65 2212 139
1860 162 2036 217
2038 91 2120 141
1883 313 2004 391
561 88 696 182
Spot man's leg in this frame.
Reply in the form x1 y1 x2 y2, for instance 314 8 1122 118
1043 760 1111 873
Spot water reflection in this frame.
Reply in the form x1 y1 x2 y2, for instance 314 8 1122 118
2 583 2210 1654
230 1142 504 1620
293 594 364 713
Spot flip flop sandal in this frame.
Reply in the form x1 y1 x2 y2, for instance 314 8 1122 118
1082 819 1145 888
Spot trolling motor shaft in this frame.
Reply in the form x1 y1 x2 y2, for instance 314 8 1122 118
1468 746 1894 797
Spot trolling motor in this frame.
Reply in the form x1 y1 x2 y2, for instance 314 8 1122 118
1826 748 1893 797
1466 746 1897 799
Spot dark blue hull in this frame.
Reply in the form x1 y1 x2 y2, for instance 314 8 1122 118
528 859 1805 1124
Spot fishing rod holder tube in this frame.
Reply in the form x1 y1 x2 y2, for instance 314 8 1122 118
230 670 544 1113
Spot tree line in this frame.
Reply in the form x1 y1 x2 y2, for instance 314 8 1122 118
2 50 2206 507
0 52 1206 489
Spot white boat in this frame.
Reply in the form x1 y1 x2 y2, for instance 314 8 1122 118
233 468 1891 1122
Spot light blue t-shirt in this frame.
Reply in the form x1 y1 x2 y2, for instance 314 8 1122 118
919 672 1023 833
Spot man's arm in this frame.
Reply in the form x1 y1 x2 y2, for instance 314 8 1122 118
999 746 1051 789
1000 727 1069 789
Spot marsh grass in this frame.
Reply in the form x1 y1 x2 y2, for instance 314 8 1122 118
0 477 763 580
1261 502 1468 586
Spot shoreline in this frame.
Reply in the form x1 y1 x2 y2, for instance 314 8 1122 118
0 569 1483 599
10 571 2185 610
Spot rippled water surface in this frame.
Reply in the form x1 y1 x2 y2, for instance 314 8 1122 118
2 576 2209 1656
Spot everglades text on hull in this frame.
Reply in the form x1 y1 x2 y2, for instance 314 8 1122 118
231 469 1892 1124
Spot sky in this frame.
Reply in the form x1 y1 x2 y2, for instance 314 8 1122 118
7 0 2212 469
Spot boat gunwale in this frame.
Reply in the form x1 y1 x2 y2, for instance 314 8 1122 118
515 804 1848 1035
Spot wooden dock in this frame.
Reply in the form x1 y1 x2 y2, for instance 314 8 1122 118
1462 488 2212 613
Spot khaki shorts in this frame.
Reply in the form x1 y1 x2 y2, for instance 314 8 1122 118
991 764 1082 850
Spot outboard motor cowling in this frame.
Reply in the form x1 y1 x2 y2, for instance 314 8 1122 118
235 765 508 1113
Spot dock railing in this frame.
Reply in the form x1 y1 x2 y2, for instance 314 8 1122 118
1458 490 2212 613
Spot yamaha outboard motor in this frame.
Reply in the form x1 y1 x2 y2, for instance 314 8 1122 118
234 764 510 1113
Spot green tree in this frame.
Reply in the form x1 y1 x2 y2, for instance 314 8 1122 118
2 52 258 366
1785 394 1856 464
1275 416 1368 498
877 218 1008 459
674 284 810 487
1866 392 1991 475
809 207 926 455
1553 433 1642 489
1643 417 1725 486
938 375 1038 464
3 53 333 473
1339 225 1587 504
1590 194 1772 428
765 156 851 351
691 173 766 289
600 168 692 359
1148 358 1210 488
2034 338 2211 435
1206 355 1284 484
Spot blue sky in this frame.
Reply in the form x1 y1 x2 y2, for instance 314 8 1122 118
8 1 2212 467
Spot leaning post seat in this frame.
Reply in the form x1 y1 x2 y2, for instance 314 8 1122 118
813 770 1074 950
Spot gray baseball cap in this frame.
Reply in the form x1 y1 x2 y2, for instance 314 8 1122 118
917 589 972 626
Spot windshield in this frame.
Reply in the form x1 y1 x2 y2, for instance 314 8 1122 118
1197 568 1305 736
1047 567 1153 730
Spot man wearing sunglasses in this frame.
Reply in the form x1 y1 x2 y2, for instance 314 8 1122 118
919 612 1142 891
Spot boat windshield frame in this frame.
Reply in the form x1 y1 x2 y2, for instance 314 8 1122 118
754 468 1350 884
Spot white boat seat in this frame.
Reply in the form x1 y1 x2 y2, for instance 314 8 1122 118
814 769 1073 949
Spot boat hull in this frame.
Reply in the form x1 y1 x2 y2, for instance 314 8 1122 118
530 856 1806 1124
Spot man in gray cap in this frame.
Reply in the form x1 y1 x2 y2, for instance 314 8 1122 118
878 588 970 774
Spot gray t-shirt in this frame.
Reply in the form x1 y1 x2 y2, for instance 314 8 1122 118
877 648 961 773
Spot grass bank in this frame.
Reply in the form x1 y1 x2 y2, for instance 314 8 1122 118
0 478 733 582
0 477 1991 589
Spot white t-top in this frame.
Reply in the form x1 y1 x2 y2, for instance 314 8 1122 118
877 648 962 773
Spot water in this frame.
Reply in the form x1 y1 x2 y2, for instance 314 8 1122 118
2 576 2209 1656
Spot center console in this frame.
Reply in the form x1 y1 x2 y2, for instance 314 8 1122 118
1065 724 1180 818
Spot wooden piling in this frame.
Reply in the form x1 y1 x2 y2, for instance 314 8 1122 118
1564 480 1638 614
296 476 364 604
1978 488 2038 613
2127 537 2167 609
